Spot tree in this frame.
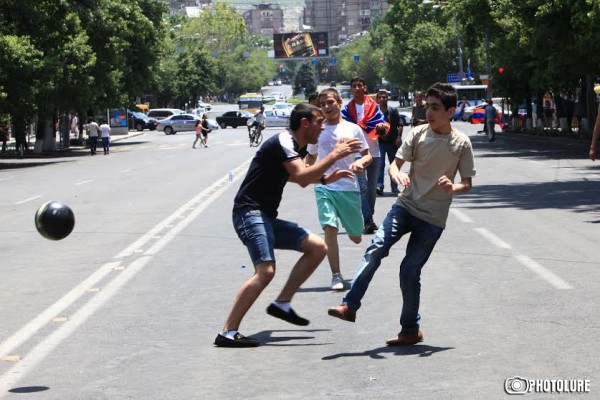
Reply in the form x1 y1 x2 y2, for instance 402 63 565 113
294 63 317 97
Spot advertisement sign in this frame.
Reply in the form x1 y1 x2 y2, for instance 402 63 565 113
109 108 127 128
273 32 329 59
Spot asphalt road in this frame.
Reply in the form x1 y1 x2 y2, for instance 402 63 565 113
0 120 598 399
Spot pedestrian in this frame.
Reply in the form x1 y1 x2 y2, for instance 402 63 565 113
0 120 9 154
328 82 476 347
307 93 319 106
214 103 363 348
411 91 427 126
99 119 111 155
200 114 212 148
375 89 404 196
589 102 600 161
340 77 387 235
484 99 496 142
86 117 100 156
193 119 202 149
305 88 371 291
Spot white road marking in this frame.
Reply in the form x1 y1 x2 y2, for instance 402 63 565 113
474 227 512 249
0 176 15 182
74 180 93 186
453 209 572 290
0 158 252 394
450 208 474 223
515 255 573 290
15 195 41 205
120 168 132 173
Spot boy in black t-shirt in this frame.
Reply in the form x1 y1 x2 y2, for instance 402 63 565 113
215 103 363 348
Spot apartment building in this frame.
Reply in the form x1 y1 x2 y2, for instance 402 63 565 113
243 4 285 36
304 0 389 45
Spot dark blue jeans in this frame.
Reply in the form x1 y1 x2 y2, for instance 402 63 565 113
343 204 444 333
356 157 380 224
377 141 399 193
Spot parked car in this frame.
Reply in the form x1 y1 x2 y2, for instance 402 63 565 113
216 110 253 129
156 113 199 135
128 111 157 131
147 108 184 121
264 110 290 127
271 102 293 117
398 111 412 126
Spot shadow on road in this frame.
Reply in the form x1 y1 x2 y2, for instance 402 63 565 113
462 180 600 222
322 344 454 361
254 329 332 347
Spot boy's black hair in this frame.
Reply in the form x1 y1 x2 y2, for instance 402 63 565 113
350 77 367 87
425 82 457 110
290 103 321 131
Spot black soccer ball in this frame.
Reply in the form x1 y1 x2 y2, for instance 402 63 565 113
35 201 75 240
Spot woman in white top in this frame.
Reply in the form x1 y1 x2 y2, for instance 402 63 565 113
86 117 100 155
99 120 111 155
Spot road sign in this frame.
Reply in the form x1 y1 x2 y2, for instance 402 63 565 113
329 57 336 66
353 55 360 62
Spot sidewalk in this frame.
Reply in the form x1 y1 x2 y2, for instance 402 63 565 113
1 130 146 159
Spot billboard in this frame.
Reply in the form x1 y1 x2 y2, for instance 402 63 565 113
273 32 329 59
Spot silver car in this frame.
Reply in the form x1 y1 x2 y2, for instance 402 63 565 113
157 114 199 135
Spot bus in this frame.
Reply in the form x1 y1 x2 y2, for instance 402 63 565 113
453 84 488 107
238 93 264 113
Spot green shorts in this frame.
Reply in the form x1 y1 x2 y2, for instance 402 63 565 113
315 186 363 237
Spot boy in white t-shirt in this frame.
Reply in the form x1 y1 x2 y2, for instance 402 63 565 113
85 117 100 156
305 88 372 290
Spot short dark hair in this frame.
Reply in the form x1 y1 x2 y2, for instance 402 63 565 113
307 93 319 102
350 77 366 87
425 82 457 110
290 103 321 131
318 88 342 104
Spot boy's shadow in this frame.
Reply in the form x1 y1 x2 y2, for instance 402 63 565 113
322 344 453 360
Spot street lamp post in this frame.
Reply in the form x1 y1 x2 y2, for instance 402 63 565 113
423 1 464 78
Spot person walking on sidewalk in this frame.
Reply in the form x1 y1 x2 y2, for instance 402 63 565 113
589 103 600 161
215 103 364 348
484 99 496 142
99 119 111 155
375 89 404 196
328 83 476 346
0 120 9 154
341 77 387 235
305 88 371 291
86 117 99 156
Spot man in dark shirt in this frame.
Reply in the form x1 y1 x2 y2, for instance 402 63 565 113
215 103 363 348
376 89 403 196
412 91 427 126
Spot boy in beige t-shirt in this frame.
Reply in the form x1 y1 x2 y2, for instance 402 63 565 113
328 82 476 346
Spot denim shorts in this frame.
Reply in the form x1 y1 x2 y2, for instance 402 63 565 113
232 210 310 266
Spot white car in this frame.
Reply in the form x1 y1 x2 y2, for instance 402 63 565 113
272 102 293 117
264 110 290 127
156 114 199 135
196 101 212 111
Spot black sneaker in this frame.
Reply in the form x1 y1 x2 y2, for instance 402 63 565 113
376 187 384 196
214 332 260 348
266 304 309 326
363 221 378 234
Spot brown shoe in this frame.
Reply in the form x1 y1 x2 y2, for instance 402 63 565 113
386 329 424 346
327 304 356 322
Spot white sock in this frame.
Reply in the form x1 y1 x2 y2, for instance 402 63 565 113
221 330 238 340
273 301 291 312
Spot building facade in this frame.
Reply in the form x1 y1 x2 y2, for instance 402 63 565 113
304 0 389 45
243 4 285 36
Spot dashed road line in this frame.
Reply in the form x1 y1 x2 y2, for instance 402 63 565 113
15 195 41 205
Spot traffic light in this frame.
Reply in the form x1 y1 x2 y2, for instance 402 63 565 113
498 67 505 74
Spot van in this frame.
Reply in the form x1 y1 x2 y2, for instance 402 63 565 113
147 108 184 121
